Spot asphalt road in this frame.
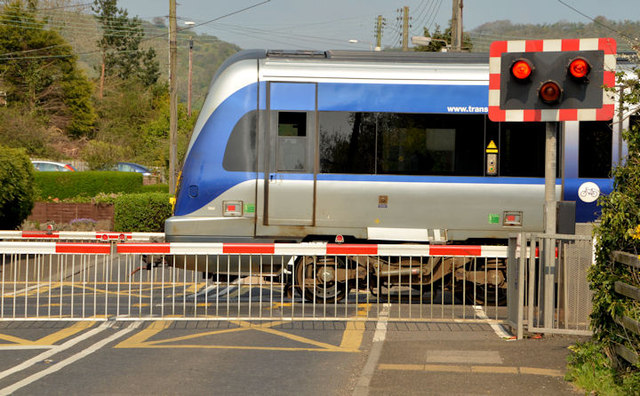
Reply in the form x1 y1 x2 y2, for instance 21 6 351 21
0 319 585 396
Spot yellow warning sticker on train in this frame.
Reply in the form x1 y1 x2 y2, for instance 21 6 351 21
486 140 498 154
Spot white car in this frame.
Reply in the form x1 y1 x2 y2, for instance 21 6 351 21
31 160 76 172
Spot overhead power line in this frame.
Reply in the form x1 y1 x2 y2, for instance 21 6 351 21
556 0 639 48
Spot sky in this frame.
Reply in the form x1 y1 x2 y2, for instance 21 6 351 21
117 0 640 51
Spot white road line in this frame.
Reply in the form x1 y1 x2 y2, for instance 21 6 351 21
0 322 141 396
353 303 390 396
0 346 56 351
0 322 112 382
473 305 513 339
2 284 40 297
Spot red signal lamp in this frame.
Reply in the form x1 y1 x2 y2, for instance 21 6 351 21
539 80 562 104
510 59 533 80
568 57 590 79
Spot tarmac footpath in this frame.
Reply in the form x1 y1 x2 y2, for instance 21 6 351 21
354 321 586 396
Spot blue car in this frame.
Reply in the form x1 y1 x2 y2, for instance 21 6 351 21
116 162 152 176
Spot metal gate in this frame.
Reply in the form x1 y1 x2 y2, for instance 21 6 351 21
506 232 594 339
1 240 508 323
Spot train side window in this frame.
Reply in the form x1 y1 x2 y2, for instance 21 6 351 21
377 113 483 176
319 111 376 174
579 121 612 178
277 112 307 171
500 123 547 177
222 111 257 172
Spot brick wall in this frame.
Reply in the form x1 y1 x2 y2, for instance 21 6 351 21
28 203 114 224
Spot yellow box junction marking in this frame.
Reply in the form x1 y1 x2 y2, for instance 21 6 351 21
115 306 372 353
115 319 363 352
0 321 95 347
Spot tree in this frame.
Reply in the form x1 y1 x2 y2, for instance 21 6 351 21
0 145 36 230
92 0 160 95
0 1 96 138
414 24 473 52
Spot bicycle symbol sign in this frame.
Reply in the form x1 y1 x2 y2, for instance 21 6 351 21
578 182 600 203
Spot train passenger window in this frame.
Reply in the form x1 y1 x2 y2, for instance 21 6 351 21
377 113 483 176
222 111 257 172
579 121 612 178
500 123 547 177
319 112 484 176
319 112 376 174
277 112 307 171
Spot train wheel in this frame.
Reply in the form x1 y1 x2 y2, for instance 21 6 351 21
294 256 349 303
465 283 507 306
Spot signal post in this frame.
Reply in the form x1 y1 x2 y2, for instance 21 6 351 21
488 38 617 328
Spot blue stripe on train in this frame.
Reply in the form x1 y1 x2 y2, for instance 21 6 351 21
176 80 608 223
268 82 489 113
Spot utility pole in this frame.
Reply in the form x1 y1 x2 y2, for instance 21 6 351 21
402 6 409 52
451 0 463 51
375 15 383 51
169 0 178 195
99 57 105 99
188 37 193 117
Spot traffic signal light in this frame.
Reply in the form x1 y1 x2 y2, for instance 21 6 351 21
488 38 616 122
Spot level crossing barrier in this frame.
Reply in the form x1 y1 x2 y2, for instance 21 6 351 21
1 241 509 323
0 231 164 243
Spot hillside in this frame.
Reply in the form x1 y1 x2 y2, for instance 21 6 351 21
40 5 239 111
468 17 640 53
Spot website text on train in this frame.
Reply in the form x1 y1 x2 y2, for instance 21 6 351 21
165 49 633 304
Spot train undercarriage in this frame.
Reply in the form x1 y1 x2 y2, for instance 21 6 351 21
293 255 507 305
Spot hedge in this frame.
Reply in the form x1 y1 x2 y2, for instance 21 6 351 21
35 171 142 200
113 192 172 232
0 146 36 229
139 184 169 193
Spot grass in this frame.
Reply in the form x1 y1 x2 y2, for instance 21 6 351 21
566 341 640 395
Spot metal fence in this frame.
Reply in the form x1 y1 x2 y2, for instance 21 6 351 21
506 232 594 338
1 242 508 323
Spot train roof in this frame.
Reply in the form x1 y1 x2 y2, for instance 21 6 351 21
213 49 491 82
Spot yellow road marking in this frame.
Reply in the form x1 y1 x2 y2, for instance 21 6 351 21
2 282 202 299
378 364 564 377
0 334 34 345
114 321 173 348
33 321 95 345
519 367 564 377
0 321 95 347
116 319 362 353
339 304 371 350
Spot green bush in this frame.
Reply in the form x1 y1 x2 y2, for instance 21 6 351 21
35 171 142 200
0 145 36 229
113 193 172 232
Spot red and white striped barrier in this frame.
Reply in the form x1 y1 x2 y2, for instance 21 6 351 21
0 241 508 257
0 231 164 242
0 242 111 254
117 243 508 257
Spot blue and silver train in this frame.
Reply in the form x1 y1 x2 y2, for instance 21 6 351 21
164 50 630 302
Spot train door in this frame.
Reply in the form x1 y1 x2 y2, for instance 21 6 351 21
258 82 316 228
